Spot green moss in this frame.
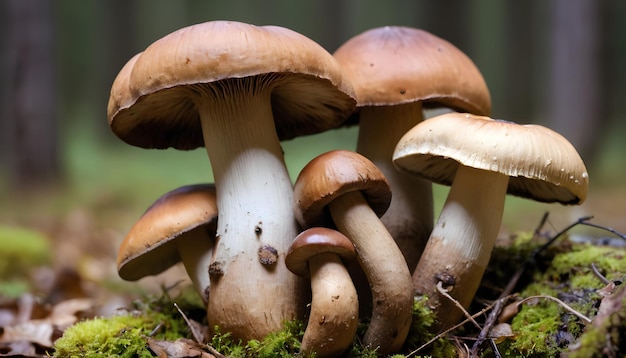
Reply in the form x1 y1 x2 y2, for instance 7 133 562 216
0 225 52 297
401 295 456 358
500 298 562 357
0 225 51 277
53 314 155 357
246 320 304 358
210 320 304 358
52 292 196 357
548 243 625 290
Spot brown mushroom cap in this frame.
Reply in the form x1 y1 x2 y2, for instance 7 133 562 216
108 20 356 149
107 52 141 120
285 227 356 277
393 113 589 204
294 150 391 228
333 26 491 114
117 184 218 280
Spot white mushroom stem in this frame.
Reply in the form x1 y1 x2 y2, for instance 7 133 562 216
356 102 433 272
328 190 413 355
301 253 358 357
413 165 508 330
195 80 305 341
176 227 214 304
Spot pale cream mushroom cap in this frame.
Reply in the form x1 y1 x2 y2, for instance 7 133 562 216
393 113 589 204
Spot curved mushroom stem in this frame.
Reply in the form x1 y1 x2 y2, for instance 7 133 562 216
176 226 215 305
301 253 358 357
356 102 433 272
328 190 413 355
196 80 305 341
413 165 508 330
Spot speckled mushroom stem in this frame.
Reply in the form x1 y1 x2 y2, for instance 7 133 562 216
302 253 358 357
356 102 433 272
196 81 306 341
328 190 413 355
413 165 508 330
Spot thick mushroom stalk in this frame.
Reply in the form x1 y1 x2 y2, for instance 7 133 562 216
394 113 589 330
294 150 413 355
356 103 432 270
107 21 356 341
333 26 492 272
196 82 304 339
411 166 508 328
285 228 358 358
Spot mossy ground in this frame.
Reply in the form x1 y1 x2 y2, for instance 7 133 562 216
487 233 626 357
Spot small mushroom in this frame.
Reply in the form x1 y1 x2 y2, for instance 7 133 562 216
107 21 356 340
294 149 413 356
393 113 589 329
285 227 358 358
117 184 218 304
333 26 491 272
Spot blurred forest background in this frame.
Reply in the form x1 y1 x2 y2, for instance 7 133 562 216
0 0 625 260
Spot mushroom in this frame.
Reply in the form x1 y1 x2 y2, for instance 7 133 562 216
117 184 218 304
285 227 358 358
333 26 491 272
393 113 589 329
294 149 413 355
107 21 356 340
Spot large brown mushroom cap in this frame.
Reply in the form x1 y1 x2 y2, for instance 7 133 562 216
333 26 491 114
107 52 141 120
294 149 392 228
117 184 218 280
393 113 589 204
107 20 356 149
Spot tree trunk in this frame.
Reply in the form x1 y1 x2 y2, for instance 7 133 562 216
3 0 60 189
545 0 605 162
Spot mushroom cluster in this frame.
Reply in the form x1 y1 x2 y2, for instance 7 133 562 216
108 21 589 357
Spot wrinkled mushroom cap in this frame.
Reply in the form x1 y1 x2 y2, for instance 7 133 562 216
285 227 356 277
294 150 392 227
108 20 356 149
117 184 218 280
333 26 491 114
393 113 589 204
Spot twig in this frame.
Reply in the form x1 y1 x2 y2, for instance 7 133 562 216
406 300 500 357
591 262 611 285
173 302 205 344
516 295 592 324
436 281 481 329
578 220 626 240
529 215 594 262
205 344 227 358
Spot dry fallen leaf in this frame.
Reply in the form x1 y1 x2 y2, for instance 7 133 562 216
147 337 215 358
0 339 39 357
488 322 515 343
0 321 55 348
